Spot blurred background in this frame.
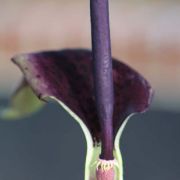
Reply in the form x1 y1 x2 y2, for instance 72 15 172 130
0 0 180 179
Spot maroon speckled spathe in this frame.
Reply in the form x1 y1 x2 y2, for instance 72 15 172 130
12 49 153 144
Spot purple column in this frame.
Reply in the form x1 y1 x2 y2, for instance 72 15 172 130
90 0 114 160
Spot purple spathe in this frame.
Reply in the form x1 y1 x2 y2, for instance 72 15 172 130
12 49 153 151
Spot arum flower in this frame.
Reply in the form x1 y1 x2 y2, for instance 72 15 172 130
1 49 153 180
1 0 153 179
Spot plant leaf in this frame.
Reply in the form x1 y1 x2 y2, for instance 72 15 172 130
0 79 45 120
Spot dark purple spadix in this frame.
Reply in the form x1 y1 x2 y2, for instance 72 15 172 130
90 0 114 160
